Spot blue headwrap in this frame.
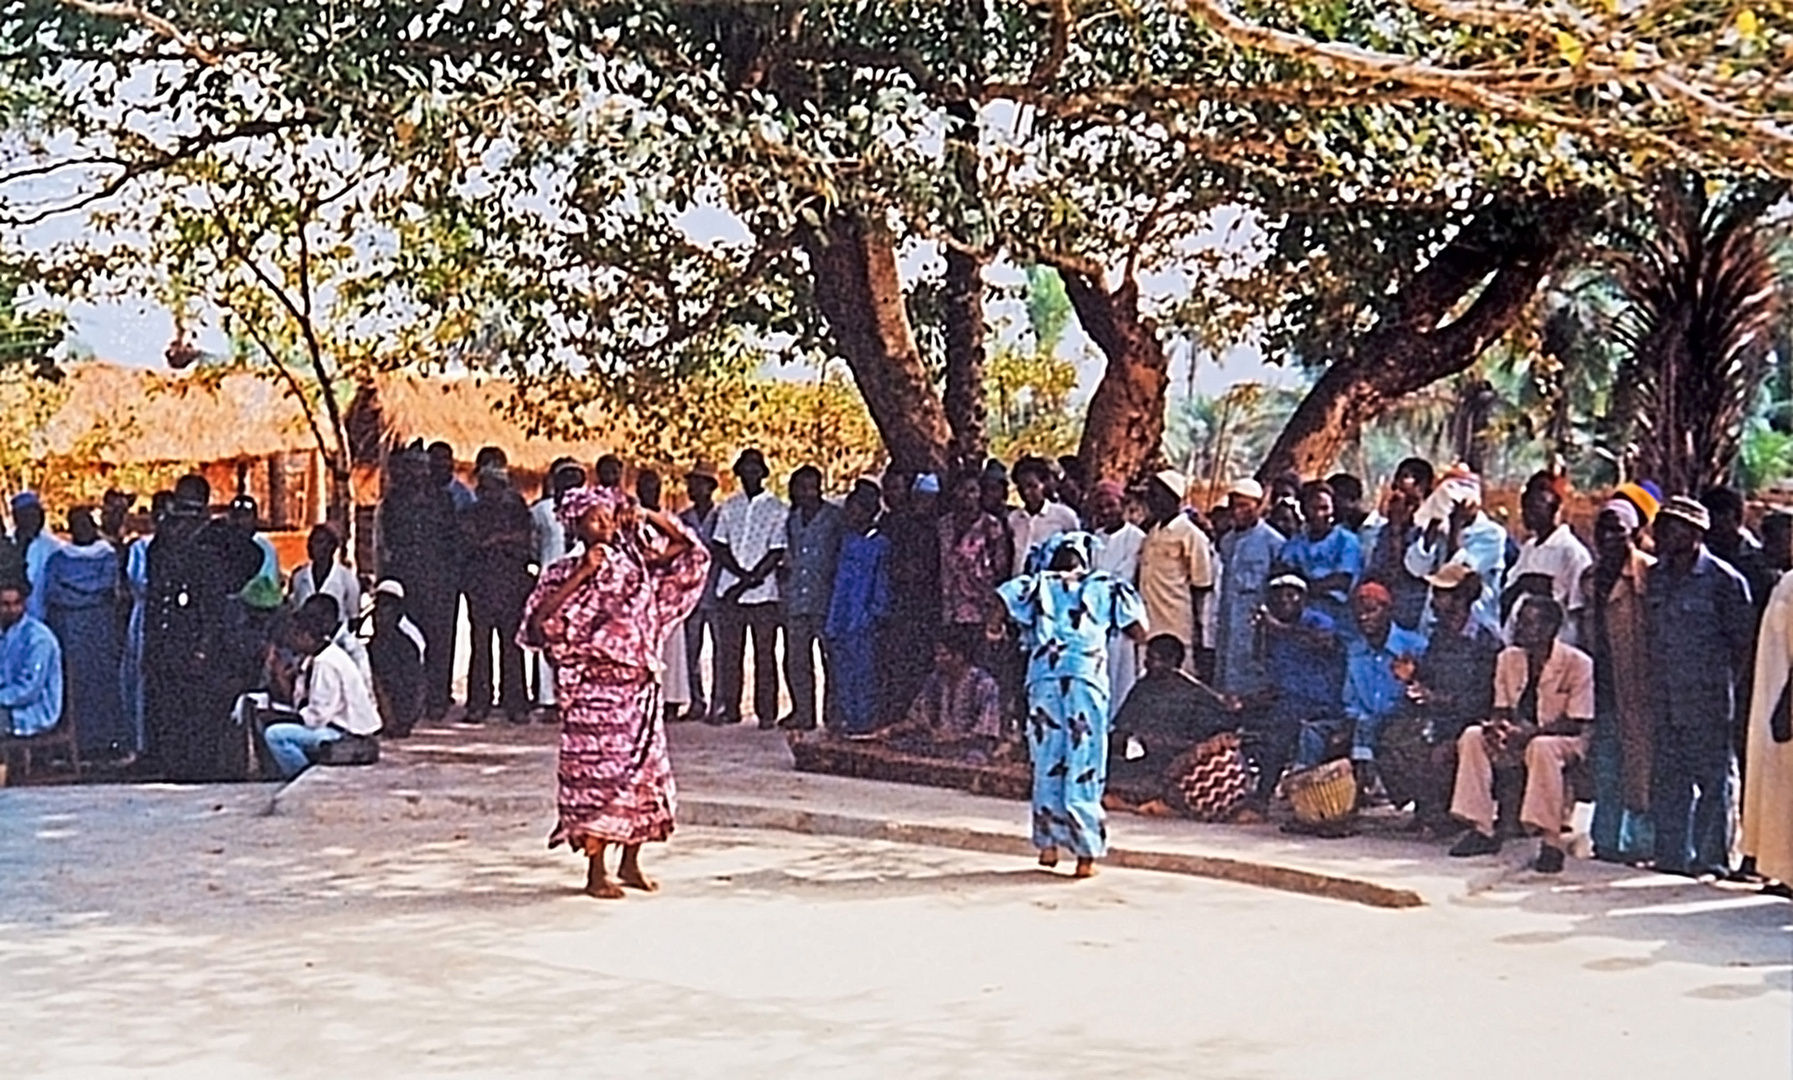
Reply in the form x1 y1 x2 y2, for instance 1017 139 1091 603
1033 530 1096 575
10 491 40 512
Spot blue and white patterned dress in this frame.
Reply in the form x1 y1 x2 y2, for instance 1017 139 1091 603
999 543 1146 858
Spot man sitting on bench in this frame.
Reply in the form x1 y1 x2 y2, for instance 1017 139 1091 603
262 595 381 780
1449 596 1595 873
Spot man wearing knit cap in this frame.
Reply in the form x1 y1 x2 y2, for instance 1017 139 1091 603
1646 495 1755 877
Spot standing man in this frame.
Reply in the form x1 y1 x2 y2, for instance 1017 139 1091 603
1275 480 1363 625
1088 479 1147 711
287 524 360 631
781 465 844 731
1579 498 1657 864
1007 456 1079 577
594 454 626 493
1362 458 1434 630
709 449 788 729
379 446 463 723
1645 496 1756 878
1744 566 1793 890
529 459 586 720
429 441 476 512
460 459 535 724
1702 486 1778 615
1404 465 1506 634
11 493 61 620
1138 469 1215 676
143 474 263 780
1215 478 1284 696
679 460 722 723
40 508 127 761
1503 473 1593 644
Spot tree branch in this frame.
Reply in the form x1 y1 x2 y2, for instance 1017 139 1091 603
56 0 218 65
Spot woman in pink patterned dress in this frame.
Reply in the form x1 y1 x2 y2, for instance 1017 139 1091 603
521 486 709 899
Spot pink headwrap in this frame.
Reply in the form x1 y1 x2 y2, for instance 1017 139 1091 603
1092 479 1126 501
556 485 630 527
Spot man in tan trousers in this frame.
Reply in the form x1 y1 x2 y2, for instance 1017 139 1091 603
1448 596 1595 873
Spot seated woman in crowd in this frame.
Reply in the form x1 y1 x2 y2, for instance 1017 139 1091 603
1105 635 1241 815
875 625 1004 762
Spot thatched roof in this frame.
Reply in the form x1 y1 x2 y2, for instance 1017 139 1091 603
354 373 627 472
37 362 315 465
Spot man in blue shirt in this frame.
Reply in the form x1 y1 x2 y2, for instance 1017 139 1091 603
1646 496 1756 878
781 465 845 731
1276 480 1364 623
1250 575 1343 805
1299 582 1428 805
0 580 64 742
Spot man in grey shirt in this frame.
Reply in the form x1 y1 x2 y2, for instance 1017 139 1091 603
780 465 844 731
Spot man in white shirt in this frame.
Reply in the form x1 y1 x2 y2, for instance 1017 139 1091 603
1007 456 1080 577
262 596 382 779
287 524 361 631
1503 473 1592 645
1088 479 1147 711
10 492 63 621
1137 470 1214 674
708 448 789 727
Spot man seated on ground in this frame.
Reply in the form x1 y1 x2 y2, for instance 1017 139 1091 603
1298 582 1428 806
261 596 382 781
366 580 426 739
1245 575 1342 808
876 625 1005 762
1377 564 1502 837
1105 634 1241 815
1449 596 1595 873
0 580 63 749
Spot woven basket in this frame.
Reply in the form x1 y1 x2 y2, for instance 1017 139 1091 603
1284 759 1356 824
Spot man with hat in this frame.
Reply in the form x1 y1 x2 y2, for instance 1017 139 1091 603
9 492 62 621
1249 573 1343 806
367 579 426 737
1215 477 1284 695
709 448 788 728
679 459 723 722
1579 496 1658 863
1137 468 1214 678
1645 495 1756 877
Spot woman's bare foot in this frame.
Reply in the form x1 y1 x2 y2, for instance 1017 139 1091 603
1074 858 1097 879
584 877 626 899
1037 847 1059 869
617 867 660 892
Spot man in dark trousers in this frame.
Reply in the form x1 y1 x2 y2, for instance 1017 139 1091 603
142 474 263 781
379 444 463 722
460 454 534 724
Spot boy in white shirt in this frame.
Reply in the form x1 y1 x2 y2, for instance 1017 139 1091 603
262 596 382 779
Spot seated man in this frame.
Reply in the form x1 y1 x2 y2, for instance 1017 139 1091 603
1247 575 1342 805
1106 634 1240 813
261 595 382 780
366 580 426 739
1449 596 1594 873
1378 564 1501 835
1299 582 1428 805
877 625 1004 761
0 580 64 746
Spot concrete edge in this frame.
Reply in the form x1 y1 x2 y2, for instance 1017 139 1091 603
679 799 1428 911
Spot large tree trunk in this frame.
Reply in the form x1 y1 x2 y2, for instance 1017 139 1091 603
1057 269 1170 484
943 248 987 471
802 212 953 473
1258 198 1586 479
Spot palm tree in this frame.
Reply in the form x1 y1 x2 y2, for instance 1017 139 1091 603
1613 176 1785 496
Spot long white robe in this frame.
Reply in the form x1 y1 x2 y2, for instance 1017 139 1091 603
1094 523 1145 716
530 499 567 707
1744 571 1793 883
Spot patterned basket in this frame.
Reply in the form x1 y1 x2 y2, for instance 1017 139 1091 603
1283 759 1356 824
1167 732 1252 823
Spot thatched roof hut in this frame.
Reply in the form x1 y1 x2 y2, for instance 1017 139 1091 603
37 362 315 464
347 374 627 474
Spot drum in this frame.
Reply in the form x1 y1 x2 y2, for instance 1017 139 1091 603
1283 758 1357 824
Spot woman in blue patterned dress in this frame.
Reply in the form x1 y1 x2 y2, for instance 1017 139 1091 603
996 532 1148 878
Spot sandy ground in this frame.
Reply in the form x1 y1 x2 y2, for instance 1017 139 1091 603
2 776 1788 1080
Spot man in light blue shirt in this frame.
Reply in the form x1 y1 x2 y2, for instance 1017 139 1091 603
0 579 64 739
1297 583 1427 803
1216 478 1285 695
11 492 62 621
1403 467 1506 634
